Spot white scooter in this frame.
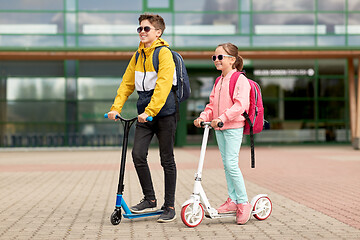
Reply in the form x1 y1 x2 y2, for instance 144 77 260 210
181 122 272 227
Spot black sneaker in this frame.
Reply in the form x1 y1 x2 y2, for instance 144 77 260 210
157 206 176 223
130 198 157 213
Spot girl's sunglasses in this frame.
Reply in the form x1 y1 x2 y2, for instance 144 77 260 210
137 26 157 33
212 54 234 61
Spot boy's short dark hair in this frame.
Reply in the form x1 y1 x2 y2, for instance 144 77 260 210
139 13 165 37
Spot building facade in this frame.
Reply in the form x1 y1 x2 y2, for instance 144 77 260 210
0 0 360 148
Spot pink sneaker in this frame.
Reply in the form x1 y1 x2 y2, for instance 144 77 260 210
217 198 237 214
236 203 252 225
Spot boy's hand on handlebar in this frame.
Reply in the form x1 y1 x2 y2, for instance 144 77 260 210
138 112 150 123
107 111 120 121
211 118 223 128
194 118 204 128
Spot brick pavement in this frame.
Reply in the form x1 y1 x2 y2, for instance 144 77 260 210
0 146 360 240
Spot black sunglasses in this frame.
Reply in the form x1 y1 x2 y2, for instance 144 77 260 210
212 54 234 61
137 26 157 33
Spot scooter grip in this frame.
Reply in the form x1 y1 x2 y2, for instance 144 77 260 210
217 122 224 128
104 113 120 119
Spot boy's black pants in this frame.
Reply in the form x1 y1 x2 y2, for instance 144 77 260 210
131 114 177 208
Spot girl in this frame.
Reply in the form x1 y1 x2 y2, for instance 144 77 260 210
193 43 252 225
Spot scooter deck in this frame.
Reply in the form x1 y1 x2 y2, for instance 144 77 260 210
123 210 163 219
205 212 236 219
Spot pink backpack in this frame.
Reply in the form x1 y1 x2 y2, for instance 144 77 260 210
215 71 264 168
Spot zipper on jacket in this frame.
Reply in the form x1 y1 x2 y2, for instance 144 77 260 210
218 77 223 117
141 49 146 91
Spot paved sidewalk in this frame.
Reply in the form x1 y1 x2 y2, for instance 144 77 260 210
0 146 360 240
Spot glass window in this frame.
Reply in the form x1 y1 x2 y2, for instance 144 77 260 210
4 123 65 135
348 0 360 11
317 36 345 47
79 13 139 35
7 78 65 100
79 123 124 137
262 100 281 121
78 36 140 47
0 35 64 47
66 0 76 11
259 77 314 98
349 36 360 46
0 0 63 10
175 0 238 11
253 14 316 35
0 61 64 76
316 123 349 142
174 36 249 48
318 78 345 97
78 0 142 11
241 0 250 11
257 126 325 142
78 100 138 122
252 0 314 11
6 102 65 122
285 100 315 120
253 36 315 47
0 13 64 34
0 78 6 100
318 13 345 34
78 78 122 100
318 59 346 75
79 61 128 77
174 13 239 35
319 100 345 120
148 0 169 8
263 99 315 122
347 14 360 34
318 0 345 11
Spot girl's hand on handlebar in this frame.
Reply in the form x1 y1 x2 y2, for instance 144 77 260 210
107 111 120 121
194 118 204 128
211 118 223 128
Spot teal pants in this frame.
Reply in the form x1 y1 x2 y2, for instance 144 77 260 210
215 128 248 204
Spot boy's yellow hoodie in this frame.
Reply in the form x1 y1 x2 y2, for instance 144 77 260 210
110 38 176 117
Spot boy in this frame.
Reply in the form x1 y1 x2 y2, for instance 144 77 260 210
106 13 177 223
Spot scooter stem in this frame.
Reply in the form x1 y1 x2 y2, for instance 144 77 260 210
196 125 210 180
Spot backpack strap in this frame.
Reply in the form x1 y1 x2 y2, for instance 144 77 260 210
215 71 245 101
243 111 255 168
135 51 139 64
152 46 165 72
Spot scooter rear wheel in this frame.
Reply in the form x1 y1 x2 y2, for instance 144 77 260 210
110 208 122 225
181 203 204 227
253 196 272 220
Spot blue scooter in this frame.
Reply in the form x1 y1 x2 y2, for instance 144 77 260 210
104 113 163 225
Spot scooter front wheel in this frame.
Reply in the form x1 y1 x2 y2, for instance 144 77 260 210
253 196 272 220
181 203 204 227
110 208 122 225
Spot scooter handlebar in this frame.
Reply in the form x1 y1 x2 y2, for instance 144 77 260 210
104 113 153 122
200 121 223 128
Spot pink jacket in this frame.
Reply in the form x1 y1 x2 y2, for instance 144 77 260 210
199 69 251 130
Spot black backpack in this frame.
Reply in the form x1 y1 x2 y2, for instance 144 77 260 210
135 46 191 104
